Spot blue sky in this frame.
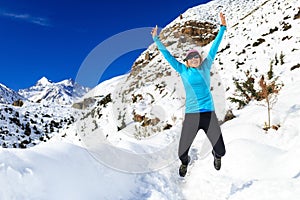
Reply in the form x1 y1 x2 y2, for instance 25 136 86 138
0 0 211 90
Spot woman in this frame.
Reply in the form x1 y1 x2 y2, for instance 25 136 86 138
151 13 227 177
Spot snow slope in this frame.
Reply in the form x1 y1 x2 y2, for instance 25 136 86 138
0 142 138 200
0 101 80 148
0 83 25 104
1 0 300 199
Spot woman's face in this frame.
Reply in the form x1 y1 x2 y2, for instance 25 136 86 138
186 53 202 68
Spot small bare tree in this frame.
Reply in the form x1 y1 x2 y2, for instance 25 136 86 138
257 75 283 131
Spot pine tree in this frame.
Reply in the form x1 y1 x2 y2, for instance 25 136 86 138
228 71 261 109
24 122 31 136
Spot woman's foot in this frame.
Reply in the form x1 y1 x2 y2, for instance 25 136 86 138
212 151 221 170
179 156 190 177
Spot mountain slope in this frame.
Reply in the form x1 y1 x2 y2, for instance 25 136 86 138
58 0 300 164
0 101 80 148
0 83 26 104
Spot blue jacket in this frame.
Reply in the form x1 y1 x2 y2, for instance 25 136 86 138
153 25 226 113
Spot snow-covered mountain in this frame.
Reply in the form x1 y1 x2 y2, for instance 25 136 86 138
19 77 90 105
1 0 300 199
0 83 26 104
0 77 89 148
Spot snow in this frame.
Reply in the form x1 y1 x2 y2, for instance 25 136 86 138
0 142 137 200
80 74 127 99
1 0 300 199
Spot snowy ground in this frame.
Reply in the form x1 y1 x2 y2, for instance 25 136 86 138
1 70 299 200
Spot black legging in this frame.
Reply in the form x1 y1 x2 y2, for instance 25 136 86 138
178 111 226 165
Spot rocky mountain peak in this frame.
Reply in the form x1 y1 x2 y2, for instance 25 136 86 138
35 76 52 86
19 77 90 105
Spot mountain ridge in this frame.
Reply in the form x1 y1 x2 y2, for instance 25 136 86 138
18 76 90 105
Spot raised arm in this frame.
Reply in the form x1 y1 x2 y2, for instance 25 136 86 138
151 25 184 74
207 13 227 62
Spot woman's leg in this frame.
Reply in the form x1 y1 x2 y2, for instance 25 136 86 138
178 113 201 165
200 112 226 157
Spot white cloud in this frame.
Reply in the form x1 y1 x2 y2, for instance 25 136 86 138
0 10 51 27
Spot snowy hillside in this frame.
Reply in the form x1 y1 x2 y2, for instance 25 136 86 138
19 76 90 105
0 101 82 148
0 83 25 104
1 0 300 199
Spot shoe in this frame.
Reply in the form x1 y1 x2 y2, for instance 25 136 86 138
179 156 190 177
179 164 188 177
212 151 221 170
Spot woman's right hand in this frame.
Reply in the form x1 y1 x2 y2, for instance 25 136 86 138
219 12 227 26
151 25 158 37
